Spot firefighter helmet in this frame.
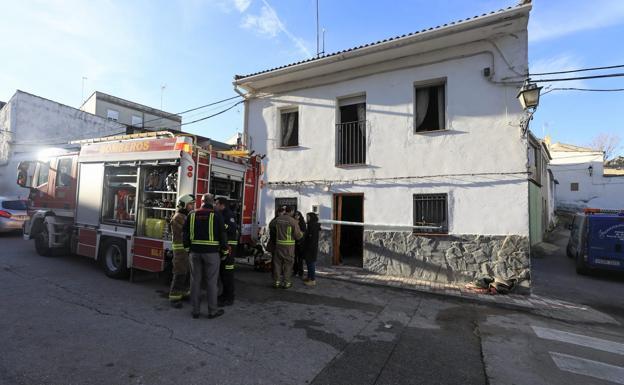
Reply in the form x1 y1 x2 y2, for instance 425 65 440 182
177 194 195 208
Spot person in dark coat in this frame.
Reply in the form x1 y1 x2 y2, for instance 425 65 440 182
293 211 307 278
303 212 320 287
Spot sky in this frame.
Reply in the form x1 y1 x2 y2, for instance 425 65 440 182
0 0 623 153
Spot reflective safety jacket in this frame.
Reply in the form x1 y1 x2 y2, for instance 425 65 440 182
170 210 188 254
221 207 239 246
269 214 303 252
183 205 228 254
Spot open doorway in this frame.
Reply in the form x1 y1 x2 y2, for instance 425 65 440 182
333 194 364 267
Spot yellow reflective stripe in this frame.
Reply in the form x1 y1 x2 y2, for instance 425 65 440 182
227 241 238 245
172 244 185 251
277 240 295 245
192 240 219 245
287 226 292 241
189 213 196 241
224 265 235 270
209 213 214 242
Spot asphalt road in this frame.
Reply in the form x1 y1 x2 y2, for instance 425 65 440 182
532 226 624 323
1 232 623 385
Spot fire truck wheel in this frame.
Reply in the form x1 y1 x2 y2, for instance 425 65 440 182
101 239 129 279
34 225 52 257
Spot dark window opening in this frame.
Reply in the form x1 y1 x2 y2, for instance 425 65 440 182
415 84 445 132
275 197 297 217
336 102 366 165
280 110 299 147
571 182 579 192
413 193 448 233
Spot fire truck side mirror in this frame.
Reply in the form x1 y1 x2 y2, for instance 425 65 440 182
16 161 34 188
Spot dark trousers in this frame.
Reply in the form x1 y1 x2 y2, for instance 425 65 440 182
294 243 304 276
190 252 220 314
219 262 235 302
306 260 316 280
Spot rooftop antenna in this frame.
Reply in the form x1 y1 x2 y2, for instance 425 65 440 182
316 0 321 57
160 84 167 110
81 76 88 105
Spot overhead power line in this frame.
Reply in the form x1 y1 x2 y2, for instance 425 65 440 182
542 87 624 95
532 73 624 83
529 64 624 76
141 95 242 126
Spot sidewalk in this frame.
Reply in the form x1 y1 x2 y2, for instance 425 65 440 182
314 266 620 325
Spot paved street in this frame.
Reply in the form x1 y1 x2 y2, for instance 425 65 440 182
532 226 624 324
1 232 623 385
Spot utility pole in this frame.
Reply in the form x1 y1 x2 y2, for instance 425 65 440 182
160 84 167 110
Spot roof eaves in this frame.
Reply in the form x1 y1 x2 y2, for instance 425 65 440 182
234 3 529 82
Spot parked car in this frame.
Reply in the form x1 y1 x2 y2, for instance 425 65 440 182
567 209 624 274
0 197 29 234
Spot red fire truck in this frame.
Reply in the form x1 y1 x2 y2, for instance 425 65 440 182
16 131 262 279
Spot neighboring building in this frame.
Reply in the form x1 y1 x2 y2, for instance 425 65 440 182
605 156 624 176
548 142 624 211
528 133 554 244
235 4 539 288
0 90 125 198
79 91 182 133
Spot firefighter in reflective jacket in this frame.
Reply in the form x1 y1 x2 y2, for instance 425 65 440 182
183 193 228 319
269 206 303 289
215 197 238 306
168 194 195 307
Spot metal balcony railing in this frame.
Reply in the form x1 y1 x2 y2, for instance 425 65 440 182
336 120 366 166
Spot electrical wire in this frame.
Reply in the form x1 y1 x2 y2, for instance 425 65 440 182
140 95 242 126
532 73 624 83
542 87 624 96
142 100 244 130
529 64 624 76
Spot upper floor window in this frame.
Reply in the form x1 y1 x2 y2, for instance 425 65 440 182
413 193 448 233
107 109 119 122
280 108 299 147
131 115 143 127
571 182 579 192
337 95 366 166
415 83 445 132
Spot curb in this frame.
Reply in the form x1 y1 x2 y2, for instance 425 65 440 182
313 270 615 324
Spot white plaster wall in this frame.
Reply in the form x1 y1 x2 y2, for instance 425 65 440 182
550 150 624 210
247 38 530 236
94 100 180 130
0 91 125 197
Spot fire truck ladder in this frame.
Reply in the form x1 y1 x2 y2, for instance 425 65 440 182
69 131 175 145
195 146 212 200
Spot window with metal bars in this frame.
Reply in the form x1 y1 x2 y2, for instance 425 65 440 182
413 193 448 233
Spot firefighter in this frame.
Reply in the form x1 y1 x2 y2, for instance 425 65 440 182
168 194 195 307
215 197 238 307
183 193 228 319
269 206 303 289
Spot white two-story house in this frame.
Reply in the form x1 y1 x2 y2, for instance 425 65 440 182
234 3 535 289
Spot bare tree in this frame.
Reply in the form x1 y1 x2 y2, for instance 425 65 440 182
588 133 621 161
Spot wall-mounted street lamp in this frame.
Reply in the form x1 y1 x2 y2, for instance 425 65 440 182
588 164 593 177
517 79 543 136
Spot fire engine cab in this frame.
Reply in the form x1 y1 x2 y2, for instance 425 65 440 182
16 131 262 279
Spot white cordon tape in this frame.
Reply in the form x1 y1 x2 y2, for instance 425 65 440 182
318 219 442 230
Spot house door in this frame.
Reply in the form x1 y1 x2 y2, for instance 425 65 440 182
333 194 364 267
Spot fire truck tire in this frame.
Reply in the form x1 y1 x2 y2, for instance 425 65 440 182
101 238 129 279
34 225 52 257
